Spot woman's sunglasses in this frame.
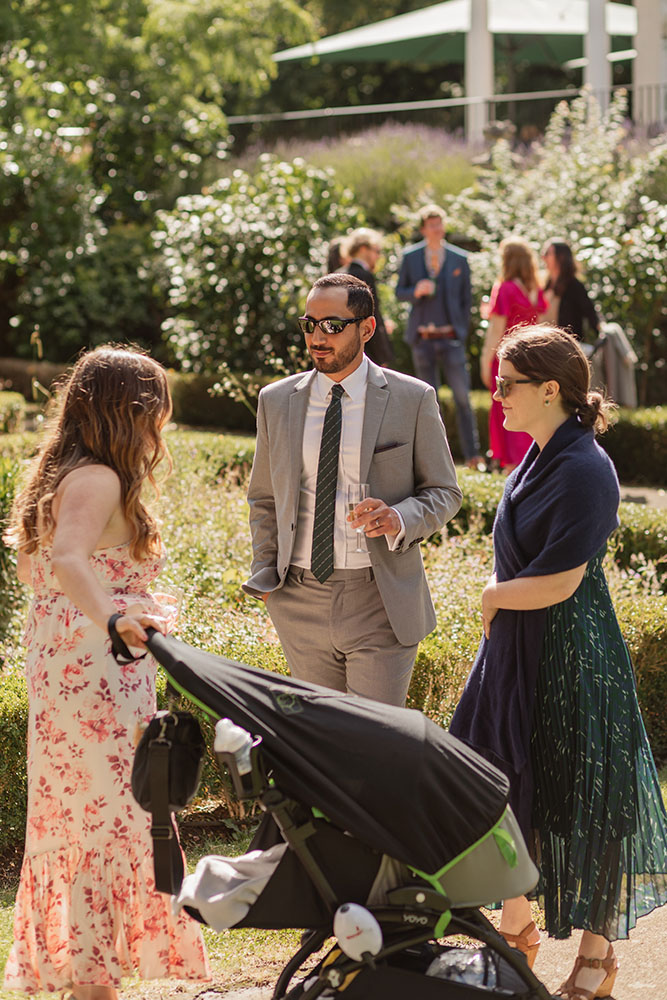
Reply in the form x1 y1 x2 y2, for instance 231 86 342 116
297 315 370 336
495 375 543 398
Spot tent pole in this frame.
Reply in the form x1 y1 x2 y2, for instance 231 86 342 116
633 0 667 130
585 0 610 112
465 0 493 145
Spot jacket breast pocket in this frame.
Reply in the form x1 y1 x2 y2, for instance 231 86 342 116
372 442 411 464
371 443 414 504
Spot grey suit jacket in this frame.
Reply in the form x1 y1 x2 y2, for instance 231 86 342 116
242 360 462 645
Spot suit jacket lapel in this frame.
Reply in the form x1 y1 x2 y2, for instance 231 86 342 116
360 364 389 483
288 371 313 513
438 244 452 313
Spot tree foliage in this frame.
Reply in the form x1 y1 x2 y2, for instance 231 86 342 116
0 0 312 358
0 1 311 220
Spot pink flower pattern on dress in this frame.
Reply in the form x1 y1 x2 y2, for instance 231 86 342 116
4 542 209 993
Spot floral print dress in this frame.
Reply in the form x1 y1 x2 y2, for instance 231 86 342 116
4 543 209 993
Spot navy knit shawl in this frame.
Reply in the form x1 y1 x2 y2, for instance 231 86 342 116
450 416 619 838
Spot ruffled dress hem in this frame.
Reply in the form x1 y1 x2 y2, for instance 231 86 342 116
4 839 210 992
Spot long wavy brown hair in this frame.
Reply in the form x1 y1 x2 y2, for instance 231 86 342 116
499 236 540 291
7 346 172 561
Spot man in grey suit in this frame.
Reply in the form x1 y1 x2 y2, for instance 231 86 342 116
243 272 462 706
396 204 482 468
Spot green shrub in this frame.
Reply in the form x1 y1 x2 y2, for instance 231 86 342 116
0 456 24 643
438 388 491 463
167 372 260 432
0 123 104 359
28 223 166 363
0 393 25 434
609 502 667 588
453 468 667 591
0 671 29 851
601 406 667 486
0 432 37 463
164 429 257 484
613 590 667 763
153 155 364 374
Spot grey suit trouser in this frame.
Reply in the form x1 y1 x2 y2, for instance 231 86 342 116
266 566 418 707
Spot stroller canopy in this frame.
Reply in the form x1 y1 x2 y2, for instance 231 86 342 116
148 632 509 875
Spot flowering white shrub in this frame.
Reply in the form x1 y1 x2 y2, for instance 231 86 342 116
442 93 667 403
153 156 364 374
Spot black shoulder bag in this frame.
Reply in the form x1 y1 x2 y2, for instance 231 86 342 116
108 615 206 894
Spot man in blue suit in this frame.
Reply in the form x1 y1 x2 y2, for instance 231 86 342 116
396 205 482 467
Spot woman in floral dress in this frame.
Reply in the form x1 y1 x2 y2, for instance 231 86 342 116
4 347 209 1000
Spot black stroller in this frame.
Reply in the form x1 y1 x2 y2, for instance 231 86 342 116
137 631 552 1000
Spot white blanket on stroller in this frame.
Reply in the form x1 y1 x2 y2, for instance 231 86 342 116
172 843 287 930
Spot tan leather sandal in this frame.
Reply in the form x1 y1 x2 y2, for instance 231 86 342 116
556 944 618 1000
498 920 540 969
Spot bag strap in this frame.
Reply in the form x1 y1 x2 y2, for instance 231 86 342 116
148 722 185 895
107 613 148 665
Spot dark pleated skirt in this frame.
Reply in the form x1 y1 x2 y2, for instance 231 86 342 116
530 551 667 940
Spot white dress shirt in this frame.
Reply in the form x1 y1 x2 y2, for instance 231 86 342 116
291 358 404 570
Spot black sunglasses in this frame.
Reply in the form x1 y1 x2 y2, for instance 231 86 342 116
297 315 371 336
495 375 543 398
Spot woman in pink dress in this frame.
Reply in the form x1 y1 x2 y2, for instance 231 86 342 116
4 347 209 1000
480 237 547 471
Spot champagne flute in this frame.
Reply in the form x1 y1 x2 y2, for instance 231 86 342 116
150 586 184 632
347 483 370 553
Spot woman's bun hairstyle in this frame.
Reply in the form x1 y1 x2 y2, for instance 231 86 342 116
498 325 616 435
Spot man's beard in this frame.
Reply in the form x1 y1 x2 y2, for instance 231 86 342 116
309 331 362 374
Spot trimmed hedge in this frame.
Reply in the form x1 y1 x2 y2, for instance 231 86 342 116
0 358 68 398
614 590 667 764
602 406 667 487
2 358 665 484
438 391 667 487
0 357 262 434
166 372 259 432
0 671 29 851
0 456 25 642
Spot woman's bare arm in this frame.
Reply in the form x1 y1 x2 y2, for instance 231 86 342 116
482 564 587 638
51 466 162 646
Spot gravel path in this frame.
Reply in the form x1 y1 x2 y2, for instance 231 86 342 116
619 484 667 509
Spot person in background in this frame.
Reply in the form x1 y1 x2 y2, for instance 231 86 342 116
243 272 461 707
396 204 483 469
542 238 601 341
344 227 395 367
480 237 548 472
3 347 209 1000
451 326 667 1000
326 235 349 273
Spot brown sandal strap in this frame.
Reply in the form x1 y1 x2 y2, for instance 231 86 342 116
556 945 618 1000
499 920 538 949
575 945 616 973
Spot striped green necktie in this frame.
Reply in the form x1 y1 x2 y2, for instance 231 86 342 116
310 383 345 583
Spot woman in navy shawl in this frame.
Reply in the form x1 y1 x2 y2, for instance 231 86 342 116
451 326 667 1000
